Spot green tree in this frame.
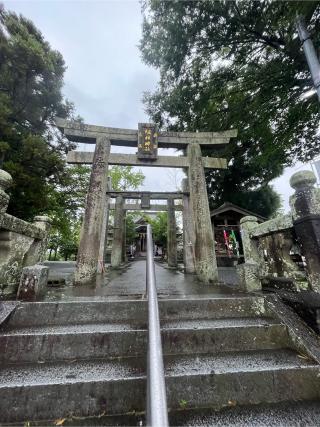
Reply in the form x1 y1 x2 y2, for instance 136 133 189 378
47 233 60 261
224 185 281 219
0 6 75 221
110 166 145 191
48 219 81 261
140 1 320 217
55 163 145 255
58 220 81 261
149 212 167 246
47 163 145 259
46 165 89 260
125 213 139 245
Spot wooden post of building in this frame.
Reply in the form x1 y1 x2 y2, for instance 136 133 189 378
111 196 124 268
167 198 177 267
187 143 218 283
74 136 111 285
182 178 195 273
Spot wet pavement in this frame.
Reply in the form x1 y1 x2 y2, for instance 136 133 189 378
43 260 241 301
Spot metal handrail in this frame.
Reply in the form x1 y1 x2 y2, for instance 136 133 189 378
146 224 169 427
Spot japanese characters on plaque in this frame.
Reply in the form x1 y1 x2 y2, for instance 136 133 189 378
137 123 158 160
141 193 151 209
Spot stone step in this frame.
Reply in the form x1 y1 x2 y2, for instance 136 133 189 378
0 357 145 423
169 400 320 426
0 349 318 423
4 401 320 426
0 318 288 363
162 317 279 330
162 318 289 356
164 350 320 418
160 296 268 322
6 296 268 328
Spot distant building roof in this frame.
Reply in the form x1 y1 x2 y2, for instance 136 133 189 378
210 202 266 222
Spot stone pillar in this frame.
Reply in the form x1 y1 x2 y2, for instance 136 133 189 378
290 170 320 292
98 177 111 272
122 212 127 263
23 216 52 265
182 178 195 273
167 198 177 267
111 196 124 268
240 216 260 264
74 136 111 285
236 216 262 291
33 216 52 233
187 143 218 283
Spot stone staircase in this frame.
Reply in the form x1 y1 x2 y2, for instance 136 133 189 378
0 295 320 425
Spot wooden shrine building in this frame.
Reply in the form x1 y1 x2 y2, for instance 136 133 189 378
211 202 266 266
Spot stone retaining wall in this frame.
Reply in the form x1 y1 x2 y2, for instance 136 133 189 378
238 170 320 293
0 170 51 298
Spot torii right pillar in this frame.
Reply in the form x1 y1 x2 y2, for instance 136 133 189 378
187 143 218 283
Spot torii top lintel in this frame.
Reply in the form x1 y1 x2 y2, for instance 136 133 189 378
55 118 237 149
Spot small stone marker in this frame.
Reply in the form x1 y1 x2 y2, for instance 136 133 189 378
17 265 49 301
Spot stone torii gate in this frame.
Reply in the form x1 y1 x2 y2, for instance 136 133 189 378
56 118 237 285
108 191 184 269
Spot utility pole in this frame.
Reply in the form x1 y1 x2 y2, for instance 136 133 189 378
296 15 320 102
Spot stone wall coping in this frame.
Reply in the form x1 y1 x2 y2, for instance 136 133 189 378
33 216 52 224
250 214 293 238
1 214 46 240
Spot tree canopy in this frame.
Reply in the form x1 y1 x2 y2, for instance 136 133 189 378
48 165 145 260
140 0 320 217
0 6 75 222
148 212 168 246
110 166 145 191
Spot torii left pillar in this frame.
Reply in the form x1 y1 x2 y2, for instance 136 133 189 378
74 136 111 285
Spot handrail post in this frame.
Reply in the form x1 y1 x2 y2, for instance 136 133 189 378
146 224 169 427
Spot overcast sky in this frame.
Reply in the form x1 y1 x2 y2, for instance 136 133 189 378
4 0 316 211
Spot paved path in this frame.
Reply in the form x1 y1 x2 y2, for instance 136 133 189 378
44 260 241 301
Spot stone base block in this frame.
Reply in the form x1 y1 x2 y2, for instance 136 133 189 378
17 265 49 301
237 262 261 292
